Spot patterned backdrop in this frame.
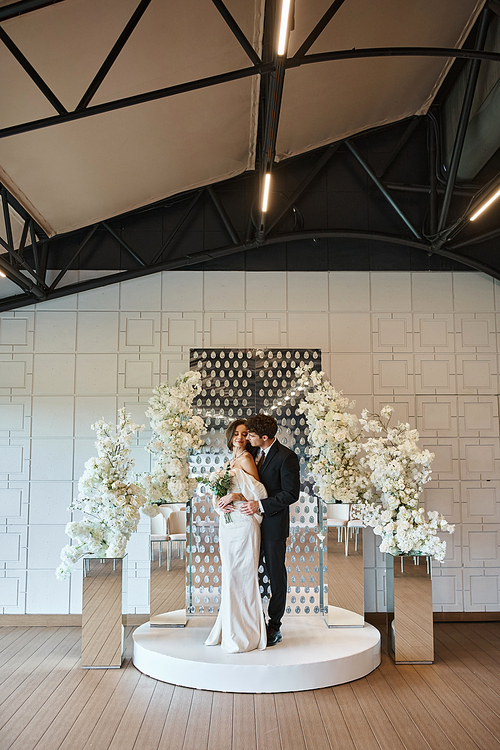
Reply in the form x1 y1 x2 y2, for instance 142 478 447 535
186 348 323 617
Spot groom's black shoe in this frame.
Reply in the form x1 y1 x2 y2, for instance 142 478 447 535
267 627 282 647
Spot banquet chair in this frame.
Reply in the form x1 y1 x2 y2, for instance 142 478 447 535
150 511 169 566
326 503 350 549
346 507 364 556
166 510 187 571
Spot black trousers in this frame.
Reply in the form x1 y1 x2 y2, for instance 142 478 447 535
260 538 287 632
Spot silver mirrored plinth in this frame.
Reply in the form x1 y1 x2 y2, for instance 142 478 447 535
81 555 127 668
150 540 187 627
324 521 364 627
386 554 434 664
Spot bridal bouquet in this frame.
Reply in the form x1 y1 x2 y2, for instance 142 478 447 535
295 364 371 504
56 409 147 579
352 407 454 561
141 370 205 514
207 467 233 524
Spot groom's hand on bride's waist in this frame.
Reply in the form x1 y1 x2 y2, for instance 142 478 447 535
240 499 260 515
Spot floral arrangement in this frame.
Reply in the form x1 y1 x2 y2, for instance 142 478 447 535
207 467 233 523
56 409 147 580
351 407 454 561
141 370 205 515
295 365 371 505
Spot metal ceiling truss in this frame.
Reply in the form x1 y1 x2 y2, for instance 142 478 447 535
2 0 500 311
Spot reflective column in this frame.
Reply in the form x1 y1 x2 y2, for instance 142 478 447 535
386 554 434 664
81 555 127 668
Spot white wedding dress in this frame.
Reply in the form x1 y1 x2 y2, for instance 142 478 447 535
205 467 267 653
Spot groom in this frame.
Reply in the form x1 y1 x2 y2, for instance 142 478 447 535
220 413 300 646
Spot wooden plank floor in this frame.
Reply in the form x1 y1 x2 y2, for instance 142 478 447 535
1 622 500 750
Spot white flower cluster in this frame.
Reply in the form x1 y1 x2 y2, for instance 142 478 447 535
141 370 205 514
56 409 147 580
295 365 371 504
351 407 454 561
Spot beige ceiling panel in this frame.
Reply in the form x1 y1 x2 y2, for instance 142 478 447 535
93 0 263 104
0 77 258 234
278 0 485 159
2 0 139 111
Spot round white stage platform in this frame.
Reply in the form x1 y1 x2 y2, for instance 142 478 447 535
133 611 381 693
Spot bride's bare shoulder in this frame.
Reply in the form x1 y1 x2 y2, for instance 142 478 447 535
237 451 260 480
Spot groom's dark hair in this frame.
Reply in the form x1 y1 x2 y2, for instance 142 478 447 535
246 413 278 439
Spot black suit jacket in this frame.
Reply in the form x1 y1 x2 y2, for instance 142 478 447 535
259 440 301 541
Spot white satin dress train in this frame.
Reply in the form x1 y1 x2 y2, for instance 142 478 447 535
205 467 267 653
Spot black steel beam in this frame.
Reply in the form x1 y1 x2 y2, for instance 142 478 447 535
448 226 500 250
0 254 46 297
0 0 66 21
292 0 347 59
206 185 240 245
287 46 500 69
3 47 500 140
76 0 153 110
378 116 421 180
101 221 146 267
267 143 339 233
1 186 14 260
212 0 261 65
437 10 491 234
0 27 67 114
49 223 100 290
346 140 422 239
5 225 500 312
151 190 203 264
0 63 272 139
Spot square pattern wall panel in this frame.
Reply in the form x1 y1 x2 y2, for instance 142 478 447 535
372 314 413 352
0 402 25 431
455 314 496 352
413 314 454 352
461 482 500 524
77 312 119 353
432 571 463 611
463 568 500 610
459 439 500 479
372 396 415 428
458 397 499 437
0 359 26 389
462 525 500 568
457 354 498 393
373 354 413 394
0 318 28 346
414 354 456 393
422 483 461 524
0 487 23 518
330 313 371 352
416 396 457 437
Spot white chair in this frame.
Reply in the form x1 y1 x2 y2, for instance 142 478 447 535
347 506 364 555
166 510 187 570
326 503 350 550
150 511 169 565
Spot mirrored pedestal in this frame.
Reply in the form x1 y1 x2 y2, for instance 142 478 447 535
325 525 364 627
81 555 127 668
150 543 187 627
386 554 434 664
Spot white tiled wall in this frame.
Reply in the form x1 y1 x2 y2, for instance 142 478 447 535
1 270 499 614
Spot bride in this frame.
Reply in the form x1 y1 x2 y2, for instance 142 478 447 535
205 419 267 653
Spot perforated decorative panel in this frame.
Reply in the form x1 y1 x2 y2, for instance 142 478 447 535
187 348 322 617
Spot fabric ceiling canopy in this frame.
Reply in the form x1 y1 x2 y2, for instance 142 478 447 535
0 0 485 237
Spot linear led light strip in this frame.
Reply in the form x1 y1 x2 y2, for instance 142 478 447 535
261 0 292 213
470 187 500 221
